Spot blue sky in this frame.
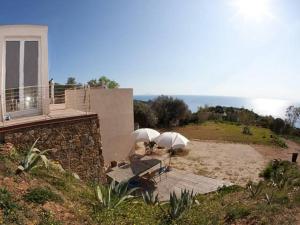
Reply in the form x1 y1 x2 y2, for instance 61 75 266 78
1 0 299 100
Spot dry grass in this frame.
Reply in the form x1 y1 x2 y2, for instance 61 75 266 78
170 121 279 146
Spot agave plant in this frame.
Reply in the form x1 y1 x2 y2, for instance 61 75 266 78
160 189 199 221
246 181 263 198
95 180 139 209
15 139 51 174
142 190 159 205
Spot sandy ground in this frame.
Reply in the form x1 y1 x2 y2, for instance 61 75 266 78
137 140 300 186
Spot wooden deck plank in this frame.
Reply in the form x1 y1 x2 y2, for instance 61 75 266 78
106 157 162 182
156 169 232 201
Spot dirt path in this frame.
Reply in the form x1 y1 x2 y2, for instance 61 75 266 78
169 140 300 186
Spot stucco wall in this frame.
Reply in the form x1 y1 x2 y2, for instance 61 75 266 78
65 88 134 163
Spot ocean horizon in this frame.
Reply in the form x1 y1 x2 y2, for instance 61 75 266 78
134 95 300 128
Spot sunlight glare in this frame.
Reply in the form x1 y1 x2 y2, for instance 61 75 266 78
232 0 273 23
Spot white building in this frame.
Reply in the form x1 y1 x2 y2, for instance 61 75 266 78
0 25 49 120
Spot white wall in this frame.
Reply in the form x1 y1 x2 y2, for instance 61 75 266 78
65 88 134 163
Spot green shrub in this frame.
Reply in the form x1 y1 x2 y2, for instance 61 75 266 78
0 188 18 215
260 160 300 189
151 95 191 127
246 181 264 198
142 190 159 206
225 204 250 222
24 187 62 204
272 136 288 148
242 126 252 135
273 191 289 204
217 185 243 196
16 139 51 174
95 180 138 209
161 189 199 221
134 100 158 128
38 211 62 225
293 190 300 205
0 188 22 224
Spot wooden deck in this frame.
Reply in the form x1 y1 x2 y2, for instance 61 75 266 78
155 168 232 201
107 156 163 182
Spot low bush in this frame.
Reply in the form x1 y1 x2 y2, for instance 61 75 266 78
271 136 288 148
142 190 159 206
24 187 63 204
246 181 264 198
242 126 252 135
225 204 250 222
161 189 199 221
38 210 62 225
0 188 18 215
217 185 243 196
16 139 51 174
260 160 300 187
0 188 22 224
95 180 138 209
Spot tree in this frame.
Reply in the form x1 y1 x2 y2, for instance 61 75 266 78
271 118 286 134
88 76 119 89
66 77 77 85
87 79 97 87
151 96 191 127
134 101 157 128
285 106 300 128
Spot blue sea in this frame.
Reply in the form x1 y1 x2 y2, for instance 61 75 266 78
134 95 300 128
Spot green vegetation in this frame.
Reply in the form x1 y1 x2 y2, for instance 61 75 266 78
95 180 138 209
141 190 159 206
134 98 300 147
161 190 198 221
225 204 250 222
24 187 63 204
2 141 300 224
37 211 62 225
242 126 252 135
87 76 119 88
172 121 285 146
16 139 51 174
0 188 18 216
134 96 191 128
134 100 157 128
0 188 23 224
246 181 264 198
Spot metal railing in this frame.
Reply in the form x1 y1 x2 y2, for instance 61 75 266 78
5 86 42 113
0 82 98 123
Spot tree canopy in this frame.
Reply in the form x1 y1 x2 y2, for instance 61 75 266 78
66 77 77 85
151 95 191 127
285 105 300 128
87 76 119 89
134 100 157 128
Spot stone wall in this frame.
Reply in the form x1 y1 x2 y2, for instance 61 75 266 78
3 114 106 183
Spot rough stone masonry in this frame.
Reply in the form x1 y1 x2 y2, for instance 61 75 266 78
3 114 106 183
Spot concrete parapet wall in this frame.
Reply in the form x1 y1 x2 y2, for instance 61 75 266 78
65 88 134 163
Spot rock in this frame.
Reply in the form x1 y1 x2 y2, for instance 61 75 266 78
0 143 15 155
49 161 66 173
72 173 80 180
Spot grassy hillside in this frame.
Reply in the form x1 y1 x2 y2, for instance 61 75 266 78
171 121 287 147
1 143 300 224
